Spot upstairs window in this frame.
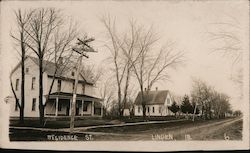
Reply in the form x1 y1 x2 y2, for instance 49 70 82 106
57 80 62 92
71 71 75 77
167 98 170 104
147 107 150 113
26 68 29 74
152 107 155 113
31 77 36 90
32 98 36 111
15 99 19 111
15 79 19 91
72 82 75 92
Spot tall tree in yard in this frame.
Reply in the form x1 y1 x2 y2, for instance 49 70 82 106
101 15 185 118
181 95 193 115
100 15 135 117
10 9 34 123
168 101 179 117
123 22 185 119
19 8 70 125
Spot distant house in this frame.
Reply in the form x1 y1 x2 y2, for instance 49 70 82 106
9 56 103 118
134 89 174 116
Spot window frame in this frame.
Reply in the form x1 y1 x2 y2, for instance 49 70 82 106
57 79 62 92
26 67 29 73
138 106 141 113
15 79 19 91
31 77 36 90
32 98 36 111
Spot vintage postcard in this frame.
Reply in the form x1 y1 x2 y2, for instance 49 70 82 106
0 0 249 151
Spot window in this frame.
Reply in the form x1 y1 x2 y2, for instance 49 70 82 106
167 98 170 104
82 84 85 94
15 79 19 91
15 99 19 111
57 80 62 91
71 71 75 76
138 106 141 113
26 68 29 73
72 82 75 91
32 98 36 111
152 107 155 113
147 107 150 113
31 77 36 90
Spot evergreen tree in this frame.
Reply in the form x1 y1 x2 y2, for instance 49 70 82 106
168 101 179 116
181 95 193 114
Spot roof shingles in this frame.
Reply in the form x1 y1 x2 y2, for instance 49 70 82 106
134 90 170 105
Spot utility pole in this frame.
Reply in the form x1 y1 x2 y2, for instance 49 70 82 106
70 37 96 133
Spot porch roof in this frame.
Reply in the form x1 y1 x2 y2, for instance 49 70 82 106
46 92 102 101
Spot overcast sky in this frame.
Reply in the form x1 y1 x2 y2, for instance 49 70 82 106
0 0 249 111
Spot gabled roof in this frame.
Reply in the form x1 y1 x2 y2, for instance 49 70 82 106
134 90 171 105
11 56 93 85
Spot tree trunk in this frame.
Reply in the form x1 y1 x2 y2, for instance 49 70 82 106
39 58 44 125
20 44 25 124
117 87 122 117
141 88 146 119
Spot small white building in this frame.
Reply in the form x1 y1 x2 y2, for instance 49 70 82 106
134 89 174 116
8 56 103 118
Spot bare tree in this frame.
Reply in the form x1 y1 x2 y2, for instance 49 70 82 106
124 24 185 118
101 15 185 118
10 9 34 123
100 15 134 117
207 15 243 100
191 78 232 120
99 79 115 117
44 20 78 111
19 8 66 124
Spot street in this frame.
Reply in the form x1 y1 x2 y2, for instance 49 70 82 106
81 117 242 141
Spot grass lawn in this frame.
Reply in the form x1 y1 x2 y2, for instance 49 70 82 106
10 116 183 128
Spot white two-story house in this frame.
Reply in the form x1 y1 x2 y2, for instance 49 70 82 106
134 89 174 116
9 56 103 118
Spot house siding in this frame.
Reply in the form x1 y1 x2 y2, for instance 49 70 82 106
10 58 41 117
134 92 174 116
9 57 101 118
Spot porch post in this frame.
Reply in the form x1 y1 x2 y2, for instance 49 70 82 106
81 100 84 116
101 103 103 117
92 101 95 116
69 98 72 115
55 97 59 116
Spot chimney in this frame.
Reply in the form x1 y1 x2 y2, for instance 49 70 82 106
156 87 158 91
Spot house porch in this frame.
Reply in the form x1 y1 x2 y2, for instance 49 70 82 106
45 92 103 117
